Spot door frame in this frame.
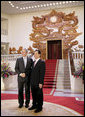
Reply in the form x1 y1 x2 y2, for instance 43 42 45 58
46 39 63 59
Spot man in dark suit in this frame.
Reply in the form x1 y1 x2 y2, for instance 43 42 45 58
15 48 33 108
28 50 45 113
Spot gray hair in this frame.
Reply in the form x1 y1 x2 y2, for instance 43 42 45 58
22 48 28 53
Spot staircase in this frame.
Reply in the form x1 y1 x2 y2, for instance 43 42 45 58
43 59 57 88
43 59 71 90
56 59 71 89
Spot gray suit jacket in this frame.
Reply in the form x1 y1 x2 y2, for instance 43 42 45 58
15 57 33 79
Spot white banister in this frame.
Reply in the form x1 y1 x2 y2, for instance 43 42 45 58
72 51 84 59
68 52 72 86
68 51 84 93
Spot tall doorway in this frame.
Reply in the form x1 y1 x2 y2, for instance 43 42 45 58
47 40 62 59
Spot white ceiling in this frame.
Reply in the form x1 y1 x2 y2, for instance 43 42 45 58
1 1 84 15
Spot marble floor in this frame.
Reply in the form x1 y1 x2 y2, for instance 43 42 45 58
1 89 84 116
54 89 84 101
1 100 82 116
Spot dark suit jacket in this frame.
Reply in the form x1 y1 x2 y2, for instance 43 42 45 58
15 57 33 79
30 59 45 87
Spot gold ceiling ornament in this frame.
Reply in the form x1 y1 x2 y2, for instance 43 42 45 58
28 46 34 54
28 10 82 59
43 10 65 24
50 16 57 23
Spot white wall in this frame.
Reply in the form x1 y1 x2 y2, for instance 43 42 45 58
1 35 8 42
1 5 84 50
1 20 8 30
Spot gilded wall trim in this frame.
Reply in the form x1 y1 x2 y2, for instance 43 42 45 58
28 10 82 59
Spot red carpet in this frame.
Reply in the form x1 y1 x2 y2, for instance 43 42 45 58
44 59 57 88
44 95 84 115
43 88 54 95
1 93 84 115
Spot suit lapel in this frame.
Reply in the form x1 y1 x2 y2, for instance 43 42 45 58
34 59 41 68
21 57 25 69
25 57 29 68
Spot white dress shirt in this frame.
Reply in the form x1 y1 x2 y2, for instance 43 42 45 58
23 56 27 68
34 58 40 67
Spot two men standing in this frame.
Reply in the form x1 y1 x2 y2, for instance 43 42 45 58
15 49 45 113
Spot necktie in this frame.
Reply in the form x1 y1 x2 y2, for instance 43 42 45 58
34 61 36 67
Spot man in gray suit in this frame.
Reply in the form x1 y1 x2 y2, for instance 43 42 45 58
15 48 33 108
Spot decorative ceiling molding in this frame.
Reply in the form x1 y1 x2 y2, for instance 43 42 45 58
1 1 84 15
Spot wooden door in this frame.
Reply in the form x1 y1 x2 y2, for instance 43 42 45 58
47 40 62 59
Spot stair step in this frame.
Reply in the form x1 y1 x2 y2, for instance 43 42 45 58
44 59 71 89
46 68 56 69
44 77 55 79
44 80 54 82
44 79 55 81
45 70 56 71
44 80 55 81
57 86 71 88
44 82 56 83
45 76 55 77
44 83 55 84
43 85 56 88
57 80 70 82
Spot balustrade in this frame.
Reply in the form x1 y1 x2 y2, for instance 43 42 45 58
71 51 84 59
1 54 32 61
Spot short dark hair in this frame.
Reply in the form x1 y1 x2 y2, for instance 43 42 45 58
35 49 41 55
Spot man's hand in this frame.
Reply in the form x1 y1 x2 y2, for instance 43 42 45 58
22 73 25 77
20 73 26 78
39 84 43 89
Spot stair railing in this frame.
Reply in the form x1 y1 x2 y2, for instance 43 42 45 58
68 51 76 90
68 51 84 75
68 51 84 93
68 51 75 74
71 51 84 59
